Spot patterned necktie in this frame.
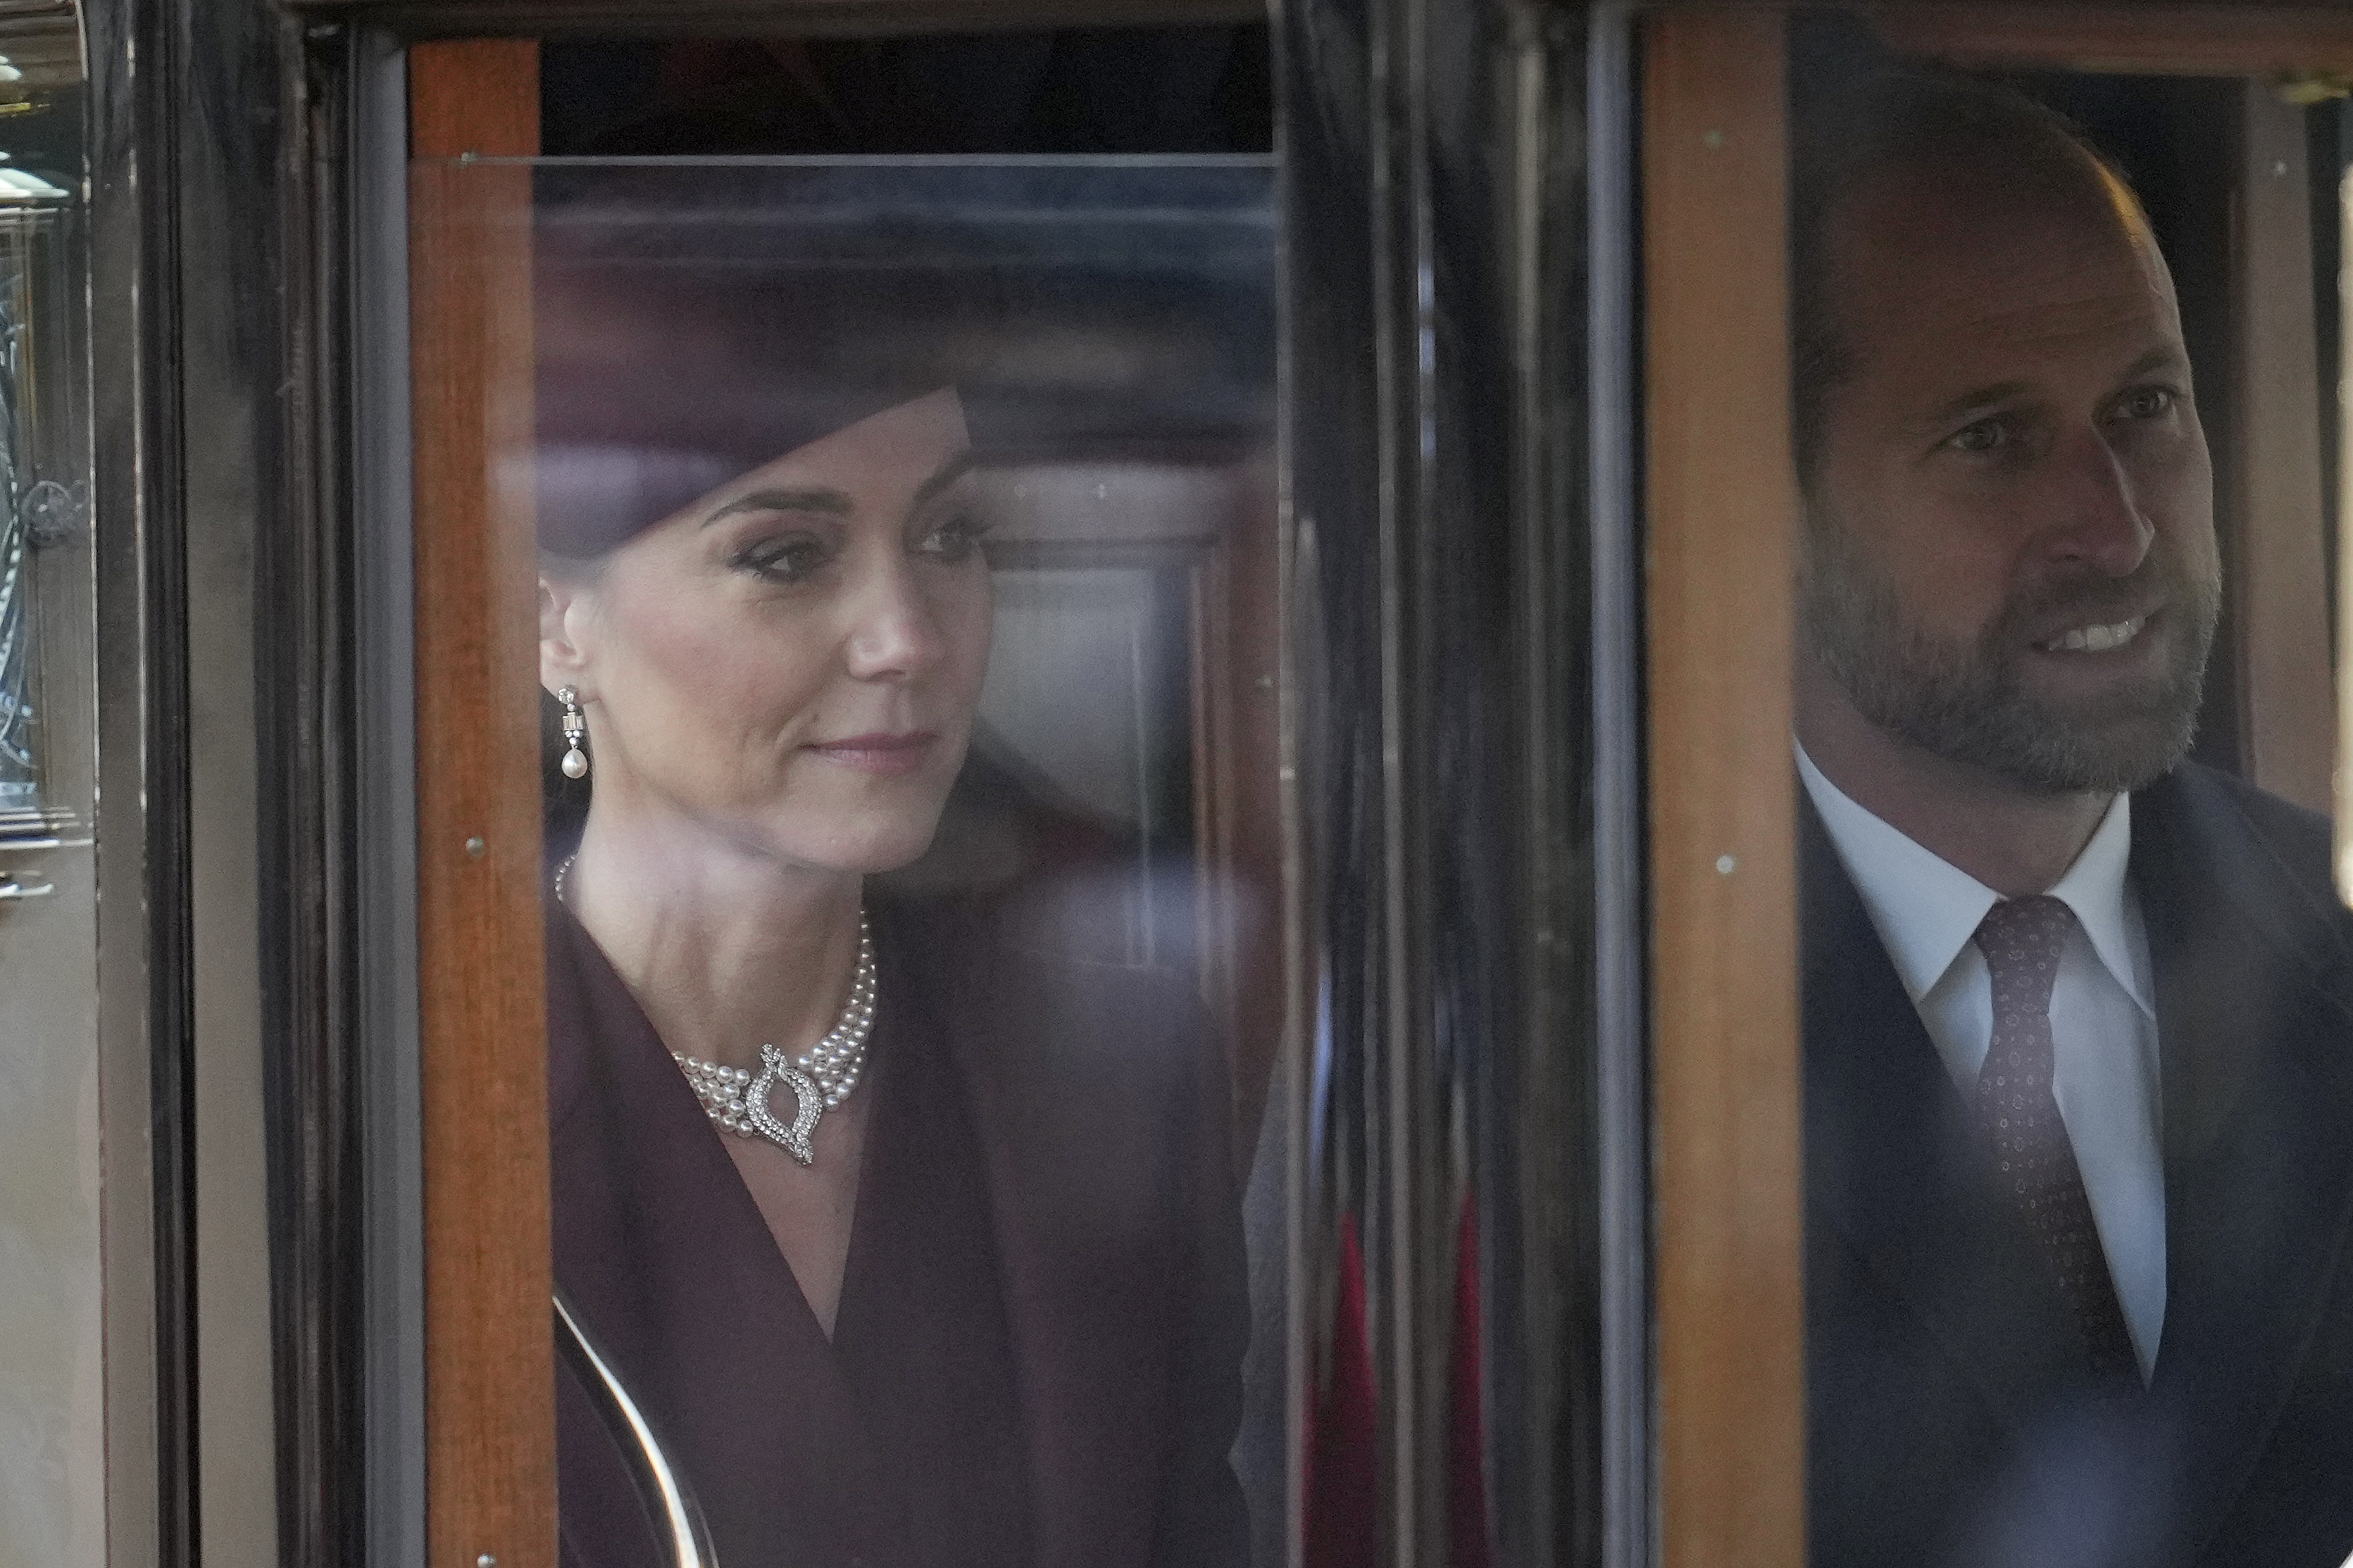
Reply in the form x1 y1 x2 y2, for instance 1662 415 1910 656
1973 895 2140 1384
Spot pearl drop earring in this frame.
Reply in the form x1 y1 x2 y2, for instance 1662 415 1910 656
558 686 590 779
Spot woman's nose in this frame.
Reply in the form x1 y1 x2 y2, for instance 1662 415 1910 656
2043 428 2154 578
842 561 947 681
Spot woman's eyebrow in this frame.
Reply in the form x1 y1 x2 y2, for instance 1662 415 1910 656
909 451 979 513
701 487 853 526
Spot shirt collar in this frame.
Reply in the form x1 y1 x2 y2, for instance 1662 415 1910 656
1795 741 2153 1018
2043 784 2152 1017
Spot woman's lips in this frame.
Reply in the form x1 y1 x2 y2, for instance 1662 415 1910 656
805 730 938 777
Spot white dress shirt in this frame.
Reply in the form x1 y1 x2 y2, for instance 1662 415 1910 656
1797 744 2166 1379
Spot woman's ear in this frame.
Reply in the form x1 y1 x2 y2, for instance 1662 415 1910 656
539 574 595 696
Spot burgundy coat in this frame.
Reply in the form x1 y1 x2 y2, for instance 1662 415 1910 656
547 895 1250 1568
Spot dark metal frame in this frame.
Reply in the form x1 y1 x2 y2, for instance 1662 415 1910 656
255 12 373 1564
82 0 388 1560
167 4 373 1561
1282 0 1623 1563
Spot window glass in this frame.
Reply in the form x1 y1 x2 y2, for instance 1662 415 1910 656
0 18 101 1567
1789 15 2353 1563
416 152 1282 1567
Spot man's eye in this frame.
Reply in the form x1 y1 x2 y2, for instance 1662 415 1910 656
917 515 990 564
1947 419 2009 453
2113 386 2176 421
733 534 828 583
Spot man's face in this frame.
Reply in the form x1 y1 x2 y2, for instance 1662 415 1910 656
1802 160 2221 794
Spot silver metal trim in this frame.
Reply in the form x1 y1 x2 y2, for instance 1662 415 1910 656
83 0 171 1555
353 25 428 1568
1587 6 1654 1567
466 152 1277 170
553 1292 721 1568
2338 165 2353 910
181 0 285 1540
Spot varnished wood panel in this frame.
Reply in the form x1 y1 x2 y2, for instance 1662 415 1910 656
1642 11 1806 1568
292 0 1261 36
1873 4 2353 77
2232 82 2336 816
411 39 539 160
411 39 555 1568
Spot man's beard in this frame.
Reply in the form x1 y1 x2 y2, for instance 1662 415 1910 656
1800 513 2219 794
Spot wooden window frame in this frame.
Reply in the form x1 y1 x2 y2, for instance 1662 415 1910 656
403 34 1284 1567
1642 13 1806 1568
1644 7 2351 1567
410 39 554 1568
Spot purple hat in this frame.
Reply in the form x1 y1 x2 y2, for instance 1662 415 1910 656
529 163 1275 558
533 256 1010 557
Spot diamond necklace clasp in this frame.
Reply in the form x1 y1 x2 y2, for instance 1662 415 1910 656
669 908 875 1167
741 1048 824 1164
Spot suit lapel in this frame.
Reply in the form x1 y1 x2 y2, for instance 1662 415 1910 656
912 909 1177 1568
1802 798 2108 1429
2134 769 2353 1557
547 905 912 1568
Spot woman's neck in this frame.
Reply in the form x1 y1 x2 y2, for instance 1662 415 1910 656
563 808 866 1073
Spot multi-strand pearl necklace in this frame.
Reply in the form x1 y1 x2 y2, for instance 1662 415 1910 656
675 915 875 1165
555 855 876 1167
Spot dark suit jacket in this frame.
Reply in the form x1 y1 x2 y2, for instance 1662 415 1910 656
1806 760 2353 1568
548 894 1249 1568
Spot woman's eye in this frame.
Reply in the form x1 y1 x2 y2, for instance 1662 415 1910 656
732 534 828 583
916 515 990 564
1947 418 2009 454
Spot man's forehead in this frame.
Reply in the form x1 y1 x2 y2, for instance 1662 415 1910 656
1830 163 2183 406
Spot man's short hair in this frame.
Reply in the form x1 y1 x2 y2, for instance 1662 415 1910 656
1789 73 2148 493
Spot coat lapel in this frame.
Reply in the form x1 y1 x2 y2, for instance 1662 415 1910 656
2134 768 2353 1559
547 905 915 1568
1802 799 2109 1429
911 907 1179 1568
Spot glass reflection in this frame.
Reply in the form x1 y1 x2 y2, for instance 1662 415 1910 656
0 14 96 1567
494 161 1278 1568
1790 33 2353 1567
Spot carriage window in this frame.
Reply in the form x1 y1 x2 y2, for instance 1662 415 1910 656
1787 14 2353 1562
0 18 103 1568
413 139 1284 1566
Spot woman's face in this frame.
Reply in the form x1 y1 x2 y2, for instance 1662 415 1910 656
544 388 992 875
